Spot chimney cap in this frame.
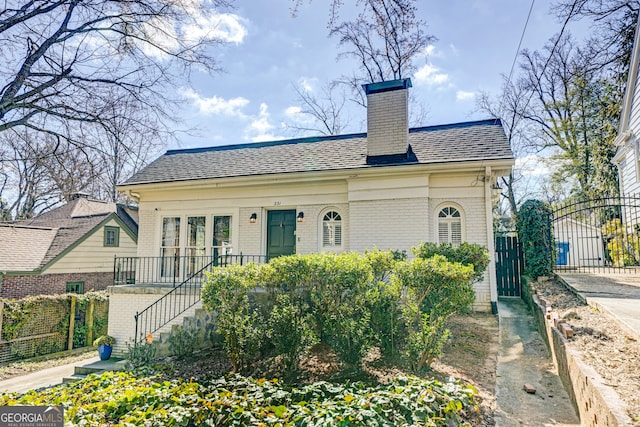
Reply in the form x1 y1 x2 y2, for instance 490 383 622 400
362 78 412 95
70 191 91 200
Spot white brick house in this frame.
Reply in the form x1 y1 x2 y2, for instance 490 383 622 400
109 79 514 353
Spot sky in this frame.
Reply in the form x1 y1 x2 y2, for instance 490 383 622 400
170 0 588 151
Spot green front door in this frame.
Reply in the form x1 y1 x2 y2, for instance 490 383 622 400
267 210 296 260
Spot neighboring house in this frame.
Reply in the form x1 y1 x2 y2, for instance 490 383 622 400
108 78 514 353
614 14 640 194
554 218 605 268
0 193 138 299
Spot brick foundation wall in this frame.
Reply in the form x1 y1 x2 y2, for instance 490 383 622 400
0 272 112 299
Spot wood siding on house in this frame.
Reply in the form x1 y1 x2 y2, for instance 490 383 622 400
45 218 137 274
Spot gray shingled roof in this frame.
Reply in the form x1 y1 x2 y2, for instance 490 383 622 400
0 197 138 272
0 226 57 271
122 119 513 186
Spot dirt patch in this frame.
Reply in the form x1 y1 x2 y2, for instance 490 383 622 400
158 314 500 425
535 277 640 422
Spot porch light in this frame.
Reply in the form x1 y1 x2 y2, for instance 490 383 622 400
249 213 257 223
297 212 304 222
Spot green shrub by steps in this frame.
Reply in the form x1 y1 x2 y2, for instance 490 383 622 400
202 247 484 373
0 370 478 426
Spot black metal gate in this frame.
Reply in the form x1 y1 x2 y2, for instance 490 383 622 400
496 236 524 296
551 195 640 273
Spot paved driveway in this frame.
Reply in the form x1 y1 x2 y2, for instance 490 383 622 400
557 272 640 338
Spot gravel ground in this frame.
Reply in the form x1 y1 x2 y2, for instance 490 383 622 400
534 277 640 423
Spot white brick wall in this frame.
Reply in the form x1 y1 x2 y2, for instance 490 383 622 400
107 286 202 356
137 207 157 257
349 198 429 254
295 203 350 253
430 197 491 312
238 207 262 255
367 89 409 156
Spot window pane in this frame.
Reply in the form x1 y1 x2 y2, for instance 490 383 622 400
187 217 206 247
213 216 232 247
162 217 180 247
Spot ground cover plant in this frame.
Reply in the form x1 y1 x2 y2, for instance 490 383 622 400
0 371 478 426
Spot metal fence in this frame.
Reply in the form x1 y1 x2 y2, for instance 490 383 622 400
114 253 267 287
551 195 640 273
131 254 267 343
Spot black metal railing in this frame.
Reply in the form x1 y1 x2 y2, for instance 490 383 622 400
113 254 266 287
131 253 267 343
551 195 640 273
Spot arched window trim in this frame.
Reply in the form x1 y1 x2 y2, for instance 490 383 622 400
435 203 465 245
319 208 343 250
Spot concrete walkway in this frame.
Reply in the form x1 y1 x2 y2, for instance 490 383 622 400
0 355 99 395
558 272 640 338
495 298 580 427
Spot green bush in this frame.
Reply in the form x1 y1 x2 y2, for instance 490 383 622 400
516 199 554 278
202 264 263 372
168 325 198 359
393 255 474 370
412 242 489 283
267 294 317 371
125 341 157 369
202 249 483 372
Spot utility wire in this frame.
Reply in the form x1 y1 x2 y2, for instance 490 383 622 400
507 0 536 88
520 1 578 114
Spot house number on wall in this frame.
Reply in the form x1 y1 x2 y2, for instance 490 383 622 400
273 201 281 206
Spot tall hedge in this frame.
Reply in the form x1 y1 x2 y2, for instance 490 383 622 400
516 199 554 278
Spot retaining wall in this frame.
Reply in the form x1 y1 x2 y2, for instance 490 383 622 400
523 278 631 426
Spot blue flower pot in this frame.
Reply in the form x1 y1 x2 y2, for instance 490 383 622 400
98 344 113 360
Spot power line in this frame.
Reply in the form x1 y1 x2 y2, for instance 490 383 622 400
507 0 536 88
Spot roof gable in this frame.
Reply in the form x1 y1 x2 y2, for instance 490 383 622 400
122 119 513 186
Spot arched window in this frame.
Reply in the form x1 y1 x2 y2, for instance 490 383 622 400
438 206 462 245
322 211 342 247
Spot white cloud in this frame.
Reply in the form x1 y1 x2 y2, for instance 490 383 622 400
414 64 449 86
180 88 249 116
456 90 476 101
423 45 436 57
245 103 280 142
516 154 551 177
183 13 247 44
298 77 317 93
285 106 302 118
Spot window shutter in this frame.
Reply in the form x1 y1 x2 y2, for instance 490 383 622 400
323 223 332 246
451 221 462 244
335 223 342 245
438 222 449 243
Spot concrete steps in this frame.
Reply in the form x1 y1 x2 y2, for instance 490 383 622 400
152 308 217 357
62 358 126 384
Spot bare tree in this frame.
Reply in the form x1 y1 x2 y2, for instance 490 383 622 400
518 33 619 199
0 0 234 215
329 0 434 82
476 80 534 216
0 0 229 156
285 81 348 136
287 0 434 135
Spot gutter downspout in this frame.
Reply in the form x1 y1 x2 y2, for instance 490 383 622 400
485 166 499 314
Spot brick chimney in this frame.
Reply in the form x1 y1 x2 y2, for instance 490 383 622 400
362 78 414 164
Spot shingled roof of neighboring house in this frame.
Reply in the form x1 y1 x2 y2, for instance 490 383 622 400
122 119 513 186
0 197 138 273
